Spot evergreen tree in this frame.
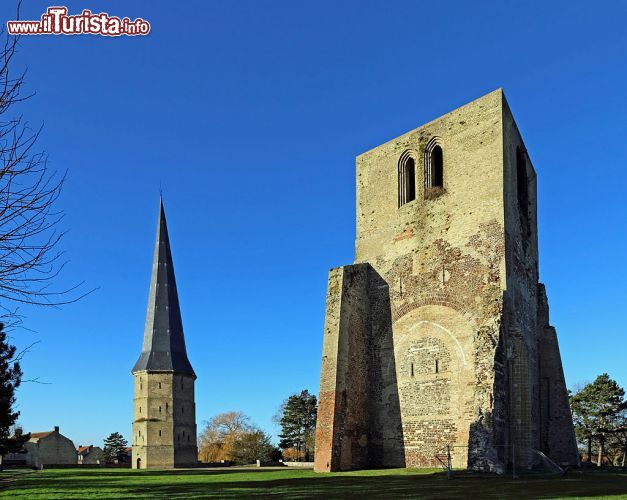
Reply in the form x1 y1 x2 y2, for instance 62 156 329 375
277 390 317 461
0 323 28 465
570 374 626 465
607 409 627 467
102 432 128 464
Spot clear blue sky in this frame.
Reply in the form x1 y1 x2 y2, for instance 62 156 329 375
1 0 625 448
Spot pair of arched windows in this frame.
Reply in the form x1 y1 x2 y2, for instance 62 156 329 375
398 140 443 207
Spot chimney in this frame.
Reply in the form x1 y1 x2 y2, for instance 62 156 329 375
54 426 59 433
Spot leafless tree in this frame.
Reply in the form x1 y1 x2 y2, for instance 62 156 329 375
0 26 89 327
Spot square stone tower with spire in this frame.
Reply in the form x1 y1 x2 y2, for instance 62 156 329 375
131 199 198 469
314 89 578 472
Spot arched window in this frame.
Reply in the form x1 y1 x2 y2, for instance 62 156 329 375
398 153 416 207
424 138 444 193
431 146 443 188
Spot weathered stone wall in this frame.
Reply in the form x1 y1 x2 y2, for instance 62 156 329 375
20 431 78 467
537 284 579 465
315 89 578 472
132 371 198 468
501 96 539 468
353 89 506 471
79 446 104 464
314 264 371 472
501 100 577 468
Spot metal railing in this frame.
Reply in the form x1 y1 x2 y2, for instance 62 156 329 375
432 444 570 480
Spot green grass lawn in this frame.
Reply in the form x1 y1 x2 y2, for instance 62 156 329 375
1 467 626 499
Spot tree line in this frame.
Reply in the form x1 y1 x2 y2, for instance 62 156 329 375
198 389 317 465
570 373 627 467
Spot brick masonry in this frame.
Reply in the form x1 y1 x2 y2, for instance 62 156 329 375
314 89 578 472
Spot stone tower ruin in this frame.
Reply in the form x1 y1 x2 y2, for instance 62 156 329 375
132 199 198 469
314 89 578 472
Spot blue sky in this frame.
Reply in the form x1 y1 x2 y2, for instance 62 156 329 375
1 0 625 448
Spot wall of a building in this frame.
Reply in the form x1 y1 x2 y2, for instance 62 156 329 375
79 446 104 464
132 371 198 468
359 89 506 471
315 89 577 472
26 432 78 467
501 96 539 468
314 264 371 472
536 284 579 465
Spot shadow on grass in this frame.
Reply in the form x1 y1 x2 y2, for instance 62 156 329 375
3 468 627 499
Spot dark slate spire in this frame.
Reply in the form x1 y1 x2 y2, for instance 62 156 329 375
132 198 195 376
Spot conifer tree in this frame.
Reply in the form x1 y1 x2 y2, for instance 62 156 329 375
277 390 317 461
571 374 626 465
102 432 128 464
0 323 28 465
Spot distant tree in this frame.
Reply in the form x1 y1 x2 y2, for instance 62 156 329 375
570 387 596 462
570 374 626 466
230 429 274 465
607 408 627 467
268 447 283 462
0 426 29 469
281 447 300 461
102 432 128 464
0 323 28 466
198 411 252 463
276 390 317 461
198 411 279 465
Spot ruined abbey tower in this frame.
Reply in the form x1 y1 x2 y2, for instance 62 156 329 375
314 89 578 472
131 199 198 469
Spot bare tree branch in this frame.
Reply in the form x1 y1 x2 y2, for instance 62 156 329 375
0 22 95 318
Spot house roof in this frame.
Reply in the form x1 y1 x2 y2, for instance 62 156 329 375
29 431 53 440
132 198 195 376
77 446 91 455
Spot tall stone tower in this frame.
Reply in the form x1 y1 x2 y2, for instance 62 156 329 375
131 199 198 469
314 89 578 472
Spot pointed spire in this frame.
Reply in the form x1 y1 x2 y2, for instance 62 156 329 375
132 198 195 376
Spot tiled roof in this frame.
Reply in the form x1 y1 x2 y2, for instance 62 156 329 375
30 431 53 440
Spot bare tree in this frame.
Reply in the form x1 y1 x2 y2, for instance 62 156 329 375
0 26 88 326
198 411 253 463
